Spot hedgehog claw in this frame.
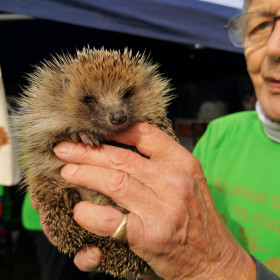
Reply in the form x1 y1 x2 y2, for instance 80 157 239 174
70 132 79 143
78 132 100 147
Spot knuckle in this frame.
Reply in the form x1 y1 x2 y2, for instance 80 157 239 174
147 220 174 252
191 156 203 173
181 151 200 166
169 173 192 197
138 122 155 134
167 172 202 207
108 170 128 192
101 214 119 233
109 148 132 167
162 198 187 225
179 156 204 182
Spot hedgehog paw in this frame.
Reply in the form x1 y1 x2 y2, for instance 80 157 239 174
78 132 101 147
70 132 79 143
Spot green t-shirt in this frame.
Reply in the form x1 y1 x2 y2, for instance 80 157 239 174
22 191 42 230
193 111 280 274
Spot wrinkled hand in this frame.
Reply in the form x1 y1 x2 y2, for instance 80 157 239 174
48 123 256 279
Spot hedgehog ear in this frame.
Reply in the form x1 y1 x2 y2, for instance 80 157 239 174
62 77 71 91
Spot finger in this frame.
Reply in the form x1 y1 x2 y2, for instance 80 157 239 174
111 123 203 180
74 247 102 272
73 201 126 237
54 140 156 182
54 123 198 173
59 149 196 206
73 202 142 247
61 164 157 212
109 122 190 162
73 201 141 247
73 200 181 259
55 138 194 197
54 123 191 167
55 123 201 199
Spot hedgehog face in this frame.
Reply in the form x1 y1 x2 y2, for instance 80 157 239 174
59 54 169 138
60 74 141 137
24 48 172 142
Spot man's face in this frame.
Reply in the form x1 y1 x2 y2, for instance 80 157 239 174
245 0 280 121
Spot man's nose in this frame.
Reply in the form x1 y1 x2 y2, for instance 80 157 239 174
266 19 280 61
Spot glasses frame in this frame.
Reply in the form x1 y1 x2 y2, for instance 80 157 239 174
224 9 280 48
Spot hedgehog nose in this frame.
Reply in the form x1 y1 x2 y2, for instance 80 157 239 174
109 110 127 125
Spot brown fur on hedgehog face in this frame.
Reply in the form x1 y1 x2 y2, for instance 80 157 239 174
17 47 177 278
25 48 172 146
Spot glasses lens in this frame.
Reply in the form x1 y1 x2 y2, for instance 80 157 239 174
227 12 274 48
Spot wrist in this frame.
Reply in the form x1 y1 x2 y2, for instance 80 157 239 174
211 237 257 280
178 231 257 280
168 242 256 280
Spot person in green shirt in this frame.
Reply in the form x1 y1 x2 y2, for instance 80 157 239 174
193 109 280 271
193 0 280 275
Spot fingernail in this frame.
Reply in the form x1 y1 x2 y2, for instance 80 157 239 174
53 142 75 155
86 247 100 262
61 164 78 176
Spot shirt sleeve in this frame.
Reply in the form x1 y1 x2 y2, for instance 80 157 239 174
252 256 280 280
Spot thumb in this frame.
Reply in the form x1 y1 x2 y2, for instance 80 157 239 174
74 247 103 272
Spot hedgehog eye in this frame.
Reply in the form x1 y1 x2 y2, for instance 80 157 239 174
83 96 96 104
123 88 134 99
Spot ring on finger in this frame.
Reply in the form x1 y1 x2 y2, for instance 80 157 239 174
111 214 128 243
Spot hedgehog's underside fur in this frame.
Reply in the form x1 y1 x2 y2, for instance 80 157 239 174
17 47 178 278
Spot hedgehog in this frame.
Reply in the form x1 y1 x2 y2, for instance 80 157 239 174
16 47 178 278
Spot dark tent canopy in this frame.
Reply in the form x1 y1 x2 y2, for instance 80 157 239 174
0 0 242 52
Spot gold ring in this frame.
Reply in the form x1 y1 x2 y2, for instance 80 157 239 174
111 214 127 243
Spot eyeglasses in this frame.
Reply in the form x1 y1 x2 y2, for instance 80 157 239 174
224 10 280 48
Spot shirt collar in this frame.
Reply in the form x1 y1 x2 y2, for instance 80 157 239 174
256 101 280 143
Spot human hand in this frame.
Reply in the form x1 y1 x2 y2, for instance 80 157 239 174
52 122 256 279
